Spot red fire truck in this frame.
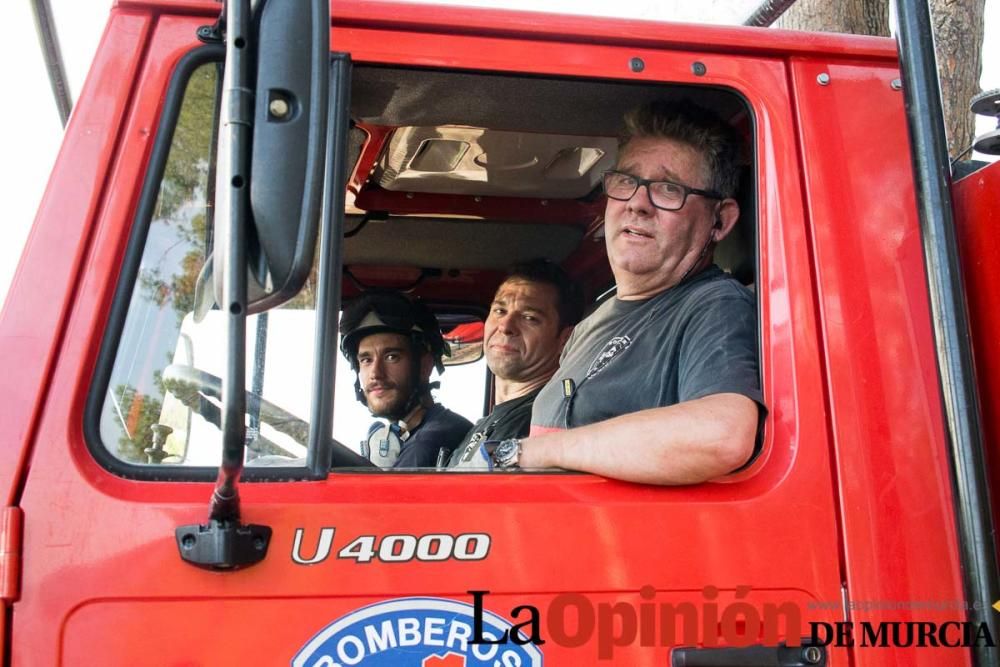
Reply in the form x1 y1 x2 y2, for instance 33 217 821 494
2 0 998 664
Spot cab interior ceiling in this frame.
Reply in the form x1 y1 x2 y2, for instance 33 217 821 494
340 65 754 304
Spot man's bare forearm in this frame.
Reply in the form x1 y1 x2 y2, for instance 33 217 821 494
519 393 759 484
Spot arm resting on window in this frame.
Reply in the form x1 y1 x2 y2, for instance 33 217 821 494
519 392 758 485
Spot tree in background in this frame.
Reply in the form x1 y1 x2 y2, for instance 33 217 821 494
776 0 985 157
929 0 986 157
776 0 890 35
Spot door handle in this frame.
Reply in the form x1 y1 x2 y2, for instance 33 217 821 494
672 642 826 666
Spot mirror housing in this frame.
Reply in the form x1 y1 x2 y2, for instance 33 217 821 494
214 0 329 312
441 318 485 366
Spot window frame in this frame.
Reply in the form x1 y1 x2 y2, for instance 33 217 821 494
83 45 319 482
84 45 764 482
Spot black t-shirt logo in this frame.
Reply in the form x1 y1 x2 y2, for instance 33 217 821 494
586 335 632 380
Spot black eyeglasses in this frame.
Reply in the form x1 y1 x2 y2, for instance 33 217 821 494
602 170 723 211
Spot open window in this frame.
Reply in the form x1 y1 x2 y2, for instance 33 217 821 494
341 66 755 310
87 50 757 478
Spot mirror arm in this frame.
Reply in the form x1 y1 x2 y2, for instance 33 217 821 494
176 0 272 571
213 0 251 527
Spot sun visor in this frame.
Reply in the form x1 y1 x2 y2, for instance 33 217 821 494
374 126 617 199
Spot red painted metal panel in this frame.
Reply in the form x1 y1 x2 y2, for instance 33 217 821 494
60 589 823 664
118 0 899 61
952 162 1000 557
0 507 23 602
327 1 898 59
0 12 152 508
790 58 968 665
0 507 22 659
14 17 845 666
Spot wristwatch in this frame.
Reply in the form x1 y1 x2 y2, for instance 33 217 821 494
492 438 522 469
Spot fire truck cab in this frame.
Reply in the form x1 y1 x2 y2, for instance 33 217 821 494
2 0 998 665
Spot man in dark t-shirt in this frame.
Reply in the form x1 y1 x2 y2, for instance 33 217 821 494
449 260 584 467
530 265 761 431
389 403 472 468
486 101 765 484
340 291 471 469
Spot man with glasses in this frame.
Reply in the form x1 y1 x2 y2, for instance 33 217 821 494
485 100 764 483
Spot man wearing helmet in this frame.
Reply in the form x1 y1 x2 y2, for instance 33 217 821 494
340 291 472 468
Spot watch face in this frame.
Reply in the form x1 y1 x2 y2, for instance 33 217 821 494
494 440 516 460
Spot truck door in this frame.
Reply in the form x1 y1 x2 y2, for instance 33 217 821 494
8 3 962 665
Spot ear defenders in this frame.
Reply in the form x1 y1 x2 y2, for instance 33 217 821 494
361 418 409 468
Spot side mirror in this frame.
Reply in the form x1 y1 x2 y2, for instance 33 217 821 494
179 0 332 570
214 0 329 312
441 317 485 366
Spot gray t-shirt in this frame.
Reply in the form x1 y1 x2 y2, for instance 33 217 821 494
531 266 763 431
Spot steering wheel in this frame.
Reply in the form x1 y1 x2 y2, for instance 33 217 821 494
162 364 376 468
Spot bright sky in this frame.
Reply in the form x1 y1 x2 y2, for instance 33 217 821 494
1 0 997 311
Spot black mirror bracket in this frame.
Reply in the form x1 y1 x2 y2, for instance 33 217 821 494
197 7 225 44
175 520 272 570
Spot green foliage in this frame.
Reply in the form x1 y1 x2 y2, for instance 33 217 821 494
113 383 165 463
157 63 219 224
138 62 217 320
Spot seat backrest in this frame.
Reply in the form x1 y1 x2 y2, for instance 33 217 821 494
713 166 755 285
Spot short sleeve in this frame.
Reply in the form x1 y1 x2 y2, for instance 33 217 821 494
676 283 764 408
